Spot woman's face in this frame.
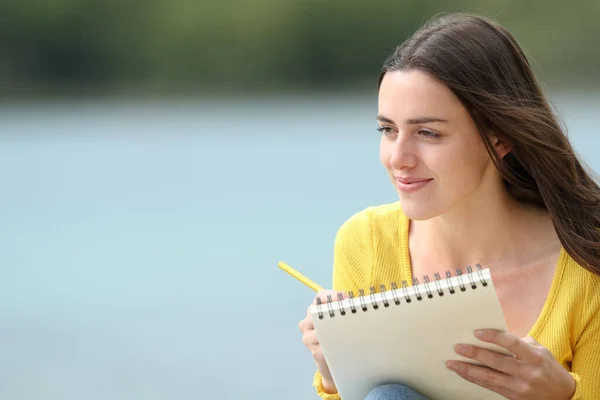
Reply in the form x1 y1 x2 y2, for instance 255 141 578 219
378 69 507 220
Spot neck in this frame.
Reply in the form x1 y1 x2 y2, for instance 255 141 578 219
410 180 554 273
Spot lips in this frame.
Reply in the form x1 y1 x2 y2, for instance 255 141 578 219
395 177 432 184
394 177 433 193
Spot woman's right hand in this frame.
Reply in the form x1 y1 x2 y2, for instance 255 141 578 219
298 290 347 394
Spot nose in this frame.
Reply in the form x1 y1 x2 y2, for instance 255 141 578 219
389 135 417 170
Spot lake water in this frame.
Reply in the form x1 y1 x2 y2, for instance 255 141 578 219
1 92 599 399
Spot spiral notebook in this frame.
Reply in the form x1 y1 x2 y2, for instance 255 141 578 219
312 266 509 400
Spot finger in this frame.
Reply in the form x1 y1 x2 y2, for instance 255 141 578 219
447 361 514 397
298 316 314 332
474 329 535 362
453 343 520 375
306 304 314 317
302 333 319 347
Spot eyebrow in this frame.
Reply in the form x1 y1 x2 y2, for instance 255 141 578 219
376 115 449 125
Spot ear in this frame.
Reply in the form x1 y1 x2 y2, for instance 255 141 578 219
491 135 511 159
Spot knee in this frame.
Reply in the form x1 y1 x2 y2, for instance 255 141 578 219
365 384 422 400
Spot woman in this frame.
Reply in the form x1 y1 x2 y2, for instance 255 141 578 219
298 12 600 400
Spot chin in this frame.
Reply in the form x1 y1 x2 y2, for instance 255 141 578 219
398 199 442 221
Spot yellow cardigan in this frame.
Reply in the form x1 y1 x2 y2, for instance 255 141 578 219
313 202 600 400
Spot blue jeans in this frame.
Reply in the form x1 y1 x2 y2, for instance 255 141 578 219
365 384 430 400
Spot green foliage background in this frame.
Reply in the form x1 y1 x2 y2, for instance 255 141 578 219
1 0 598 97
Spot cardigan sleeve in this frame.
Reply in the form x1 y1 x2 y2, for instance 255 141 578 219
569 272 600 399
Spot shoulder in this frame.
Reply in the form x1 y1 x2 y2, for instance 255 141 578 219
561 253 600 312
562 254 600 291
559 253 600 354
336 201 405 241
331 202 406 290
334 201 407 262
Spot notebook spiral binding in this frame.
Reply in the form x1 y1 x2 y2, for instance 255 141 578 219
315 264 489 320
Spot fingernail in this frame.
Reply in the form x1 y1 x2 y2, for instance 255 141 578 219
474 329 485 338
446 361 458 371
454 344 468 355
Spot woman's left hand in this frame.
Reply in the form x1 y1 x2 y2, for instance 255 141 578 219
446 329 576 399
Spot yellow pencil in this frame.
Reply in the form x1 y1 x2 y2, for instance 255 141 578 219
278 261 324 292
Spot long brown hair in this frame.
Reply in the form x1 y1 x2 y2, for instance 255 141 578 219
378 13 600 276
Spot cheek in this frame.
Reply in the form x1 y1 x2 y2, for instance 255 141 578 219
440 149 490 187
425 136 486 182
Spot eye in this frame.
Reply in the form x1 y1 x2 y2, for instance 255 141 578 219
418 129 441 139
376 126 395 136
